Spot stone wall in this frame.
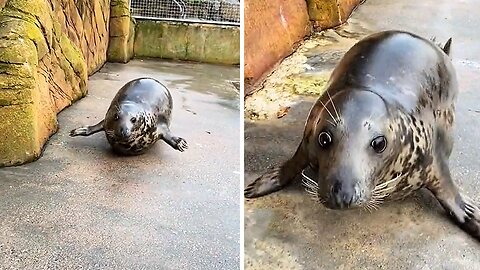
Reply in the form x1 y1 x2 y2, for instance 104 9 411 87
0 0 109 167
134 20 240 65
244 0 311 95
307 0 362 29
244 0 362 95
108 0 135 63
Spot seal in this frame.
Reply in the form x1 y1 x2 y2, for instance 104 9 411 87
70 77 188 155
245 30 480 240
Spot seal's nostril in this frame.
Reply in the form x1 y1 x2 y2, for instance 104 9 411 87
332 181 342 194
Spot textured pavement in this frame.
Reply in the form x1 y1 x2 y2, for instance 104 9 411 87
0 59 240 269
245 0 480 269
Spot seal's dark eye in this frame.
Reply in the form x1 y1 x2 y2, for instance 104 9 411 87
371 136 387 153
318 131 332 148
131 117 136 123
114 114 119 121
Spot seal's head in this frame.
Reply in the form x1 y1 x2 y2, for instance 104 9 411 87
104 102 147 143
307 89 402 210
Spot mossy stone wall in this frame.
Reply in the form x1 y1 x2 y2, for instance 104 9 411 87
307 0 361 29
134 20 240 65
244 0 311 95
0 0 109 167
107 0 135 63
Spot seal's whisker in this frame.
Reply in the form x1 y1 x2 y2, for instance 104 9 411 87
372 186 396 196
326 119 336 126
301 177 318 189
319 100 338 125
366 199 381 210
373 174 402 190
371 173 404 198
326 90 341 123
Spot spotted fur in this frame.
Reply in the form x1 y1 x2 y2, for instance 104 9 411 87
245 31 480 241
70 78 188 155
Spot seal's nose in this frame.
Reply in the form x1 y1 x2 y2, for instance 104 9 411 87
329 180 356 209
120 127 130 138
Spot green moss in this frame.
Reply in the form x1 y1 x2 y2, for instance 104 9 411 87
0 73 35 105
0 103 39 167
0 35 37 106
283 72 331 96
107 36 128 63
59 34 87 79
2 0 54 45
306 0 340 27
0 0 92 167
0 37 38 64
185 24 207 62
110 2 130 17
134 20 240 64
134 20 164 58
127 17 135 59
203 25 239 65
107 3 134 63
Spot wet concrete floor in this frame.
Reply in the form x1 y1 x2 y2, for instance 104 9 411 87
0 59 240 269
245 0 480 269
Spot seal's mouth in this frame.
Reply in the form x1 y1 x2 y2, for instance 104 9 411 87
301 166 368 210
105 129 135 145
301 166 404 212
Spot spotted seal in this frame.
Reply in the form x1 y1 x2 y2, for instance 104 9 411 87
245 30 480 240
70 77 188 155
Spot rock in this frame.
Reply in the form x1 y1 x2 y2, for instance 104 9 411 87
244 0 311 95
307 0 362 29
0 0 109 167
107 0 135 63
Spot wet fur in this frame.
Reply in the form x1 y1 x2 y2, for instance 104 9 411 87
70 78 188 155
245 30 480 241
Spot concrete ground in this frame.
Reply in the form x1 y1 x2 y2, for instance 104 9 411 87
245 0 480 269
0 60 240 269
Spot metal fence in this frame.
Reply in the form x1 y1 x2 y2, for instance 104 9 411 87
129 0 240 26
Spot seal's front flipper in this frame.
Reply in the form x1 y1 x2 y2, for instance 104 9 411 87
245 142 309 198
70 120 104 137
158 126 188 152
427 167 480 240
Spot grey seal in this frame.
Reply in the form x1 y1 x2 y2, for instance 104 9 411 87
245 30 480 240
70 78 188 155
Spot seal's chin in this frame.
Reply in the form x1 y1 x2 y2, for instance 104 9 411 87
313 189 368 210
320 197 364 210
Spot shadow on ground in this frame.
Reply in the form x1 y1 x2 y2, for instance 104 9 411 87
245 0 480 269
0 59 240 270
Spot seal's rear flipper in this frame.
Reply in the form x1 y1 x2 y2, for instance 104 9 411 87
70 120 104 137
427 166 480 241
159 126 188 152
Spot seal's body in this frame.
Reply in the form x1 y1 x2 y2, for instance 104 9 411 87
245 31 480 240
70 78 187 155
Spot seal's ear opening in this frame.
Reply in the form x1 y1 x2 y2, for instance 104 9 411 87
443 38 452 55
